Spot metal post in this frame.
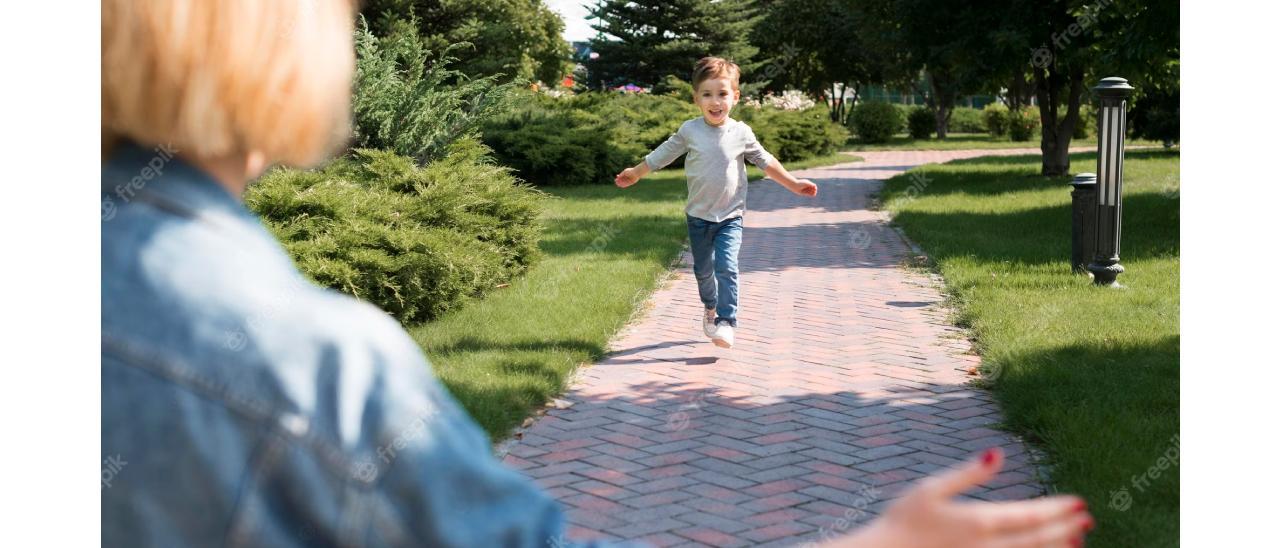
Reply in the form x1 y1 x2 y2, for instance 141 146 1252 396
1070 173 1097 274
1086 77 1135 287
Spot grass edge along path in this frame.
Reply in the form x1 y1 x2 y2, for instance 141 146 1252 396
848 132 1171 152
880 149 1179 548
405 149 863 444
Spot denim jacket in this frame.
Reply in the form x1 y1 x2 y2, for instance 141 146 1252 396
101 143 619 547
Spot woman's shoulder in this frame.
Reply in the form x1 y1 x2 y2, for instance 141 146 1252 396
103 198 433 428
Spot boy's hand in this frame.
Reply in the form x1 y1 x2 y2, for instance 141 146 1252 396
791 179 818 197
615 167 640 188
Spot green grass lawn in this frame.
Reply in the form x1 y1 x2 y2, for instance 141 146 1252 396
406 151 863 441
406 171 690 441
881 149 1179 547
848 132 1171 151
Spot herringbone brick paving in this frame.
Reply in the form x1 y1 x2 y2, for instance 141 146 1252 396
506 149 1081 547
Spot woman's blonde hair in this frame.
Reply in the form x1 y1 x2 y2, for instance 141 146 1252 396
102 0 356 167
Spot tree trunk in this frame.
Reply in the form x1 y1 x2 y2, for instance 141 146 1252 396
1033 65 1085 176
834 81 844 122
1006 73 1035 110
934 107 952 139
928 71 957 139
850 85 860 122
829 83 841 122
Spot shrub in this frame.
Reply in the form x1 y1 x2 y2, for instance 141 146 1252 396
655 74 693 102
245 143 545 323
737 105 848 161
482 106 640 186
892 103 915 120
907 107 935 139
983 103 1010 137
482 89 843 184
848 101 903 143
481 90 696 186
1009 107 1041 141
1130 88 1179 146
588 92 699 150
353 16 518 165
949 107 986 133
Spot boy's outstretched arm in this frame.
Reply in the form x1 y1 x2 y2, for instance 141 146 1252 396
763 161 818 197
614 161 651 188
619 125 689 188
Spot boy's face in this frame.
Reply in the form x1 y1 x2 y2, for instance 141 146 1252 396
695 77 739 126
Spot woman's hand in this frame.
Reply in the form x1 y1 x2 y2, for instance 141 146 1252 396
615 167 640 188
827 447 1093 548
791 178 818 197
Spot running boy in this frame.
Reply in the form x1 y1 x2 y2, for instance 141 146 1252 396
614 56 818 349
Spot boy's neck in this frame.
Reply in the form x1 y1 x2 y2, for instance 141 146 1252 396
703 116 730 127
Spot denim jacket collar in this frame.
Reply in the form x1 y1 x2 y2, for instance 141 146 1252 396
101 141 254 228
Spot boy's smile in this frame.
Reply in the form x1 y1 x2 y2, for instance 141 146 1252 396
696 77 739 127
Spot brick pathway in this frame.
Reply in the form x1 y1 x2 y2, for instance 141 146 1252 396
503 149 1073 547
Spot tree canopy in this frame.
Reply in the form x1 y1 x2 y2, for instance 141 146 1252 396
362 0 573 84
586 0 762 89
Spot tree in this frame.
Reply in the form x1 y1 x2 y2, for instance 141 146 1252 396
854 0 1008 139
353 16 519 165
751 0 905 123
361 0 573 84
586 0 762 89
1000 0 1179 175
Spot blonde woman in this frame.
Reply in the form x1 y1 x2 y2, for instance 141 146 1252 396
101 1 1092 546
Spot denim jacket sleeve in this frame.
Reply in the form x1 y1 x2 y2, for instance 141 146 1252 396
100 143 638 548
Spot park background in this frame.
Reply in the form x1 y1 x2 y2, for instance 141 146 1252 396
240 1 1180 546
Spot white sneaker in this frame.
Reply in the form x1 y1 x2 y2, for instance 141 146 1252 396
711 322 734 349
702 308 717 338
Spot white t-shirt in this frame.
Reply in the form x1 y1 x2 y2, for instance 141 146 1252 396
645 117 777 223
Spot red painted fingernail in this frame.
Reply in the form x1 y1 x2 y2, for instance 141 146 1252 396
1081 516 1095 531
981 448 998 466
1071 535 1084 547
1073 499 1088 512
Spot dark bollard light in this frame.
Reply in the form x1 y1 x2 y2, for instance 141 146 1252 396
1070 173 1097 274
1087 77 1135 287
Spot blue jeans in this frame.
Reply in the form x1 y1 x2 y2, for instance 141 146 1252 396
686 214 743 327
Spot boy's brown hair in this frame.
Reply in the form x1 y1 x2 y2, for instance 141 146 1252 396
691 57 741 92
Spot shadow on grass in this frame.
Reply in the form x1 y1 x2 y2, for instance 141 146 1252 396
888 192 1179 266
